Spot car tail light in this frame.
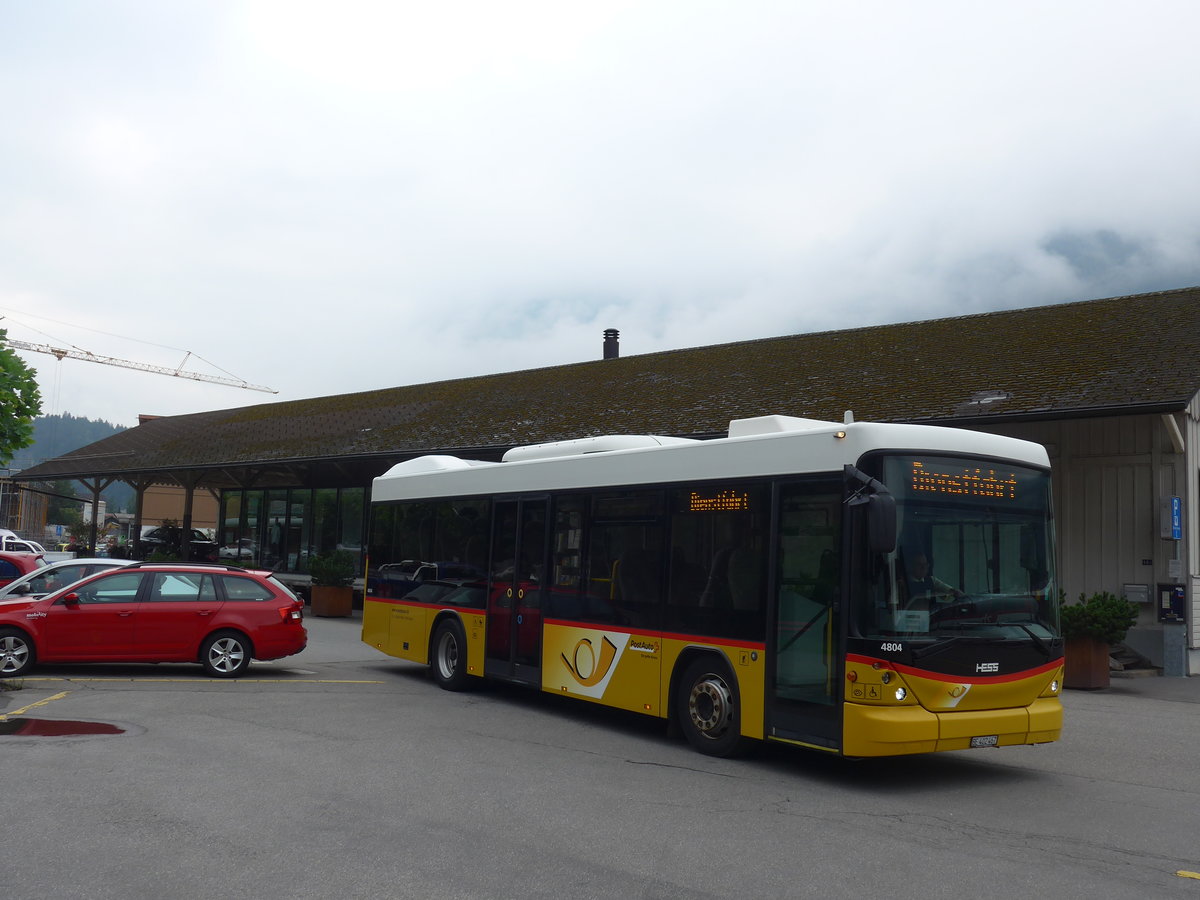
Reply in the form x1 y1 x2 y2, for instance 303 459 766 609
278 605 303 622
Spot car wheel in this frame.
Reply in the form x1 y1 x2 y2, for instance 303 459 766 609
431 618 472 691
201 631 253 678
675 656 749 757
0 627 35 677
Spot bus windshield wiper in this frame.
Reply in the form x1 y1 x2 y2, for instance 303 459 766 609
914 627 1053 662
911 635 997 661
1016 623 1053 659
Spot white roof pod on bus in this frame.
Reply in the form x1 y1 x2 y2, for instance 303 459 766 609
501 415 842 464
381 455 495 477
725 414 845 438
502 434 699 463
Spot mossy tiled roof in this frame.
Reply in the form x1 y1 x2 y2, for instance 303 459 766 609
16 287 1200 486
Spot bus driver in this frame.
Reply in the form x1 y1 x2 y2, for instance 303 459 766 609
902 551 963 606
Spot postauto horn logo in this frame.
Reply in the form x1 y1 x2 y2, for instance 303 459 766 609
562 636 618 687
559 632 631 698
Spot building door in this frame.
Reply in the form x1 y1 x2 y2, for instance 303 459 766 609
485 498 548 685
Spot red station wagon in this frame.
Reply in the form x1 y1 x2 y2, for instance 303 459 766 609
0 562 307 678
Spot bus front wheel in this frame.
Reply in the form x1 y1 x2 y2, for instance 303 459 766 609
431 619 471 692
676 657 748 757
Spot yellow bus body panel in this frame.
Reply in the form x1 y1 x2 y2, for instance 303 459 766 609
841 656 1063 756
387 600 431 664
843 695 1063 757
361 598 487 677
542 622 663 715
541 622 767 739
461 613 487 676
361 600 392 656
842 705 941 756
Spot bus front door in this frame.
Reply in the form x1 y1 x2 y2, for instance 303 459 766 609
485 498 547 686
765 480 843 752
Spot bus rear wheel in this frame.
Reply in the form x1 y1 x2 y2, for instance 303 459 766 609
676 657 748 757
431 618 471 692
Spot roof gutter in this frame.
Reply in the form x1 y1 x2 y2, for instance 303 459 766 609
915 399 1190 429
7 443 515 483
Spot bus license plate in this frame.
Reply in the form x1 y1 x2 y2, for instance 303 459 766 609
970 735 999 748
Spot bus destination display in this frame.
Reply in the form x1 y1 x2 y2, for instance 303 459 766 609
909 460 1018 500
688 489 751 512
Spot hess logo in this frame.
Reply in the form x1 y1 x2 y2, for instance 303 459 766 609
562 636 619 687
976 662 1000 674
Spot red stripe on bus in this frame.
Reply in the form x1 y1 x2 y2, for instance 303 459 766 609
846 652 1063 684
366 598 767 650
543 618 765 650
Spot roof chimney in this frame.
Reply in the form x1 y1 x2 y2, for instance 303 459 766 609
603 328 620 360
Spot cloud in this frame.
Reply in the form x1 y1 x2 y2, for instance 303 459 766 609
1 1 1199 430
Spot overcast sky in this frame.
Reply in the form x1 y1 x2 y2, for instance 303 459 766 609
3 1 1199 434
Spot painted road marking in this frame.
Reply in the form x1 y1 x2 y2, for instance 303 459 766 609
1178 871 1200 880
0 690 70 721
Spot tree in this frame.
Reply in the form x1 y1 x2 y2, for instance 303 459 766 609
45 480 84 523
0 328 42 467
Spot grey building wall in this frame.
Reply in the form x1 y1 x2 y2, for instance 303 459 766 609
980 411 1197 675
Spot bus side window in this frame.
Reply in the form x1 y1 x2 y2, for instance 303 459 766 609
585 522 662 627
545 496 585 618
577 490 664 628
666 483 767 640
614 545 660 608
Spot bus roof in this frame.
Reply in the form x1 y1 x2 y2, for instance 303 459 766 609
371 415 1050 503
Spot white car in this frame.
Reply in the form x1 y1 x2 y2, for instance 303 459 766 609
0 558 129 601
219 538 258 559
0 531 46 555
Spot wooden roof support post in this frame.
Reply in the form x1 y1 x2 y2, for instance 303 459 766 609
75 476 115 554
178 473 202 563
126 477 156 559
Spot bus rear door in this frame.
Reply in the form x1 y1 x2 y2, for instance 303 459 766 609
485 498 548 686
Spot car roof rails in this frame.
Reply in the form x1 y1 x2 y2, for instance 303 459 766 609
121 560 256 573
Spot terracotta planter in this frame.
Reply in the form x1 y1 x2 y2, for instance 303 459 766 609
1064 636 1110 690
310 585 353 618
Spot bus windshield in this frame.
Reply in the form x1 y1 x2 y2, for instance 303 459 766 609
860 454 1058 642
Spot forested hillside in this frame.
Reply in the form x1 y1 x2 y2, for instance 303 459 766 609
10 413 133 512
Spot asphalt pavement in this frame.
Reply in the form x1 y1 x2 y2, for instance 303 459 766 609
1101 668 1200 702
3 608 1198 900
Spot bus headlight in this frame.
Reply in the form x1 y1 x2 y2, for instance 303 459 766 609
1049 680 1059 694
894 687 907 701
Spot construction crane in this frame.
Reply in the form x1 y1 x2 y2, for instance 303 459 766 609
2 336 278 393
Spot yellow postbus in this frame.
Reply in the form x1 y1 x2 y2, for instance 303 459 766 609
362 414 1062 758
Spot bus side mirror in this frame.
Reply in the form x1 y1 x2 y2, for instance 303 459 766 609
867 492 897 555
844 464 897 555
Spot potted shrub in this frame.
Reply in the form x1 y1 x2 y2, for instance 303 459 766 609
308 550 357 618
1060 591 1139 690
